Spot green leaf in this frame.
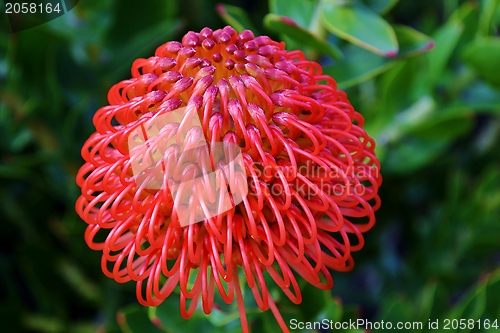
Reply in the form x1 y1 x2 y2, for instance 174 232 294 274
393 25 435 58
448 2 480 44
324 25 433 88
426 9 464 86
415 282 438 325
216 4 259 34
473 166 500 214
376 96 473 143
375 58 427 123
105 19 181 81
296 283 325 321
315 297 343 323
23 315 65 333
149 296 216 333
296 282 342 322
204 308 241 328
320 1 398 56
264 14 342 59
378 101 474 174
118 306 164 333
44 1 114 44
449 1 478 23
363 0 399 14
485 269 500 317
382 137 449 174
462 82 500 115
462 37 500 87
389 96 436 130
324 44 397 89
57 259 102 305
478 0 500 36
379 296 415 324
269 0 318 28
405 106 475 141
447 276 489 324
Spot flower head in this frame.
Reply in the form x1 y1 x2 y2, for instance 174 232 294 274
76 26 382 332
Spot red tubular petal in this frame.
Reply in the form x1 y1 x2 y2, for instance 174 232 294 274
234 269 249 333
268 296 291 333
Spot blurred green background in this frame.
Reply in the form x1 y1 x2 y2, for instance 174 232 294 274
1 0 499 332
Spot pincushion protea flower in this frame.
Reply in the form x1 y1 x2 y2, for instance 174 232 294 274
76 26 381 332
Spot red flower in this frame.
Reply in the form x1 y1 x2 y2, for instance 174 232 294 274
76 26 382 333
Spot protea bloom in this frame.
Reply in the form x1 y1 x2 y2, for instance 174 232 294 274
76 26 381 332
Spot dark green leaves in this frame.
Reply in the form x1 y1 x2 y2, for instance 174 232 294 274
325 25 434 88
444 269 500 326
393 25 435 58
149 297 217 333
118 306 164 333
426 19 464 86
220 0 434 88
363 0 399 14
463 37 500 87
269 0 318 28
216 4 259 33
264 13 342 59
320 1 398 56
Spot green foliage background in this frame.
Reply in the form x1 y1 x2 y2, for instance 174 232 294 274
1 0 499 332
